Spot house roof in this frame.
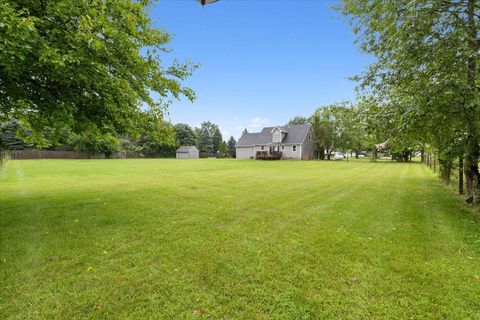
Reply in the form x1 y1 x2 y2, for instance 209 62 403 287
237 124 312 147
271 125 288 133
176 146 198 153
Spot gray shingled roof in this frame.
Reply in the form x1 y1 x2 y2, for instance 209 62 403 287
236 124 312 147
176 146 198 153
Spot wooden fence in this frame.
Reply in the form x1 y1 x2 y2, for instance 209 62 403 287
0 150 7 166
5 150 90 159
1 150 172 160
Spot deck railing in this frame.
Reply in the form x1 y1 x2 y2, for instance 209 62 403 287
255 151 282 160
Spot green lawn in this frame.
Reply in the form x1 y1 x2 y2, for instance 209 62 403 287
1 159 479 319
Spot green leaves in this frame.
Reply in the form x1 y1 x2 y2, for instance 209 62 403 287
0 0 197 139
339 0 480 158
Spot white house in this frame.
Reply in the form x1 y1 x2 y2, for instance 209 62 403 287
176 146 199 159
236 124 315 160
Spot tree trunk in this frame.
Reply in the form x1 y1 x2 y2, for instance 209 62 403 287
326 148 332 160
465 154 477 203
445 161 451 185
318 146 325 160
464 0 479 204
459 156 464 195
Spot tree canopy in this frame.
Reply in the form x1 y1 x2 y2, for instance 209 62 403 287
0 0 196 138
339 0 480 201
174 123 197 147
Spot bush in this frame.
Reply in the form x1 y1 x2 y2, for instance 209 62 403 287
71 132 120 158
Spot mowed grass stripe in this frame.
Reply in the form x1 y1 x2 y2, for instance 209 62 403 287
0 159 479 319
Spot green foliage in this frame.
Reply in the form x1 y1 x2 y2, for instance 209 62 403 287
288 116 308 125
310 102 362 159
137 121 175 156
339 0 480 195
0 120 31 150
212 127 223 153
118 137 141 153
0 0 196 138
71 131 120 157
219 140 227 154
198 127 213 153
197 121 221 154
227 136 236 157
174 123 197 147
227 136 236 151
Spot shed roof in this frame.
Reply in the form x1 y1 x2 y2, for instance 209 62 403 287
176 146 198 153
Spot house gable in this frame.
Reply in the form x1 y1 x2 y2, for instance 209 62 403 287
272 127 283 143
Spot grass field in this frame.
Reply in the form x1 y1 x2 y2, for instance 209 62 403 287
1 159 479 319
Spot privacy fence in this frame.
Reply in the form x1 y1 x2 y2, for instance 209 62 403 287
1 150 171 160
0 150 7 166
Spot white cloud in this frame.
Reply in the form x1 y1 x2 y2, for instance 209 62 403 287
235 126 244 131
249 117 269 128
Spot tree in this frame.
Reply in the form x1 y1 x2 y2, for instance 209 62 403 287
197 121 220 153
310 103 353 160
198 127 213 153
0 120 31 150
174 123 197 147
340 0 480 201
199 121 218 137
288 116 308 125
227 136 236 157
219 140 228 154
0 0 196 139
71 131 120 158
137 120 176 156
309 102 370 160
212 127 223 153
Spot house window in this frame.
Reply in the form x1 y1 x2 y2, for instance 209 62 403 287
293 145 297 152
261 146 265 150
308 132 311 140
281 146 285 151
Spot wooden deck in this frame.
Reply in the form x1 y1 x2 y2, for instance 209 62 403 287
255 151 282 160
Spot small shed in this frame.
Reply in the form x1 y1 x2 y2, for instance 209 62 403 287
176 146 199 159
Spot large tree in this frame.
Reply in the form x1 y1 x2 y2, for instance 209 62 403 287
310 102 358 160
288 116 308 125
212 127 223 153
0 120 31 150
197 121 220 153
174 123 197 147
0 0 196 138
198 127 213 154
227 136 236 157
340 0 480 201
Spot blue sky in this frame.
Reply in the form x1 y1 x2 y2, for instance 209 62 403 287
151 0 372 139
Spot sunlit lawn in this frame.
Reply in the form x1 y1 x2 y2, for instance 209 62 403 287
1 159 479 319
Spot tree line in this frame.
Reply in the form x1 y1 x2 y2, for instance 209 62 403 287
0 119 237 158
338 0 480 203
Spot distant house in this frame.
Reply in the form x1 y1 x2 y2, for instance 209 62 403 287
236 124 315 160
176 146 199 159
